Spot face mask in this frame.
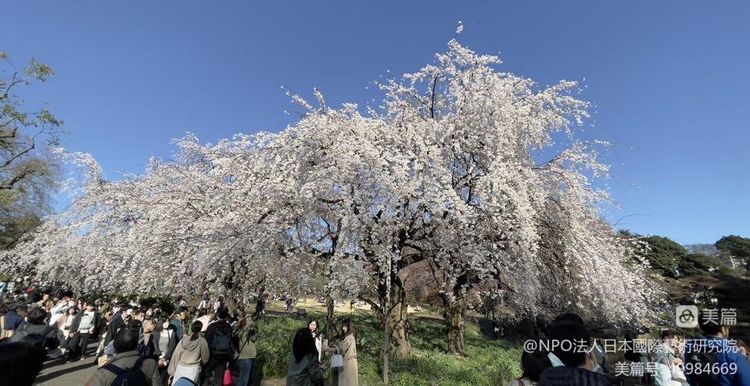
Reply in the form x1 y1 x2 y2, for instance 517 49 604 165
589 352 600 372
163 322 169 330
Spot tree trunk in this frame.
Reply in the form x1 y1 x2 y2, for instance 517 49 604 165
445 297 467 355
325 294 337 335
383 280 411 358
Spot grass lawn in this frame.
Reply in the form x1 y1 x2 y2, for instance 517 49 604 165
252 306 522 386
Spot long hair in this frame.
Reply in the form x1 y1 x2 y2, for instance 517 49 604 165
341 318 355 337
292 328 318 363
308 319 321 338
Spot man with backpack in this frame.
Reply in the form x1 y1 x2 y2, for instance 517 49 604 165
684 309 750 386
203 307 234 386
86 327 162 386
9 306 64 359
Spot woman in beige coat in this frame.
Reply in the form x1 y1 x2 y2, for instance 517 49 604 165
327 318 358 386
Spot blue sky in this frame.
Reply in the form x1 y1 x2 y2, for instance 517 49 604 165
2 1 748 244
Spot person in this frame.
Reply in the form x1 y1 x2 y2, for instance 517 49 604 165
537 313 611 386
155 318 178 385
2 303 26 338
141 318 159 359
195 309 212 333
736 340 749 361
92 301 108 340
85 327 162 386
253 293 266 320
0 341 47 386
684 309 750 386
204 307 234 386
104 305 125 348
61 305 79 354
199 291 209 310
170 306 189 342
68 300 100 361
508 350 553 386
9 306 65 359
96 305 128 366
213 297 224 314
287 328 323 386
326 318 358 386
308 319 324 362
94 311 115 364
48 298 71 328
35 293 50 308
234 317 257 386
167 321 210 386
652 330 686 386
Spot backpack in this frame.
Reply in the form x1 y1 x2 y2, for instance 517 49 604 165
103 357 148 386
685 348 721 386
209 322 234 358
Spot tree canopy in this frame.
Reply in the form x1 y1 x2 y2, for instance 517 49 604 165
0 33 661 356
0 51 62 250
715 235 750 259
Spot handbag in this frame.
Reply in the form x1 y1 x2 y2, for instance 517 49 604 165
222 364 233 386
330 354 344 368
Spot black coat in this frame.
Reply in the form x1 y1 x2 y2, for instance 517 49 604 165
153 327 178 360
103 312 124 346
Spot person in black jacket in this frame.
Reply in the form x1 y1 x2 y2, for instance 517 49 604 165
204 307 234 386
9 306 65 359
538 313 613 386
94 305 124 362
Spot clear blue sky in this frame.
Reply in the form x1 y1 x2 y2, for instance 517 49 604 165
2 1 748 244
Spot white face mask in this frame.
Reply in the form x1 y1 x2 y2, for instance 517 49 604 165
589 352 600 372
162 322 169 330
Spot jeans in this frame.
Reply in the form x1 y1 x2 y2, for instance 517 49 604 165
235 358 254 386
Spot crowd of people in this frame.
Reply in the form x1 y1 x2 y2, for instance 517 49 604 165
509 311 750 386
0 282 363 386
0 285 260 386
2 280 750 386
